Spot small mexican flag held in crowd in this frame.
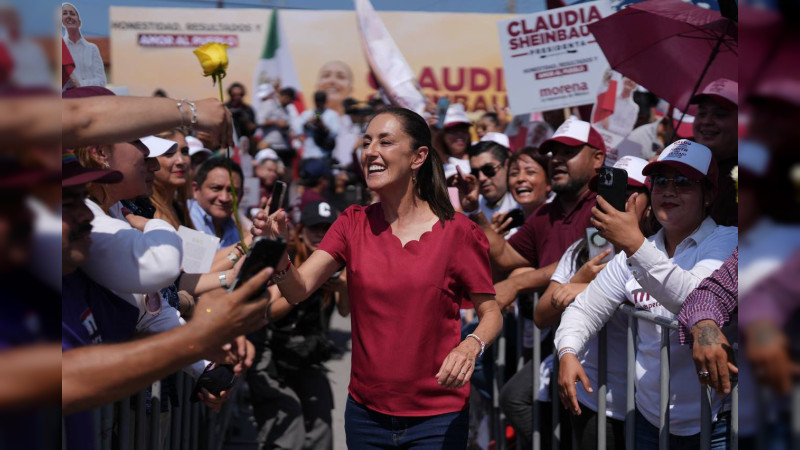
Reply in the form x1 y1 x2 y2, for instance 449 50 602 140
252 8 304 114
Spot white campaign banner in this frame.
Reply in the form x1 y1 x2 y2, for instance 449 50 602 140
497 0 612 114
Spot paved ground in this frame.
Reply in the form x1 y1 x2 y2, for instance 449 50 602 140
223 312 352 449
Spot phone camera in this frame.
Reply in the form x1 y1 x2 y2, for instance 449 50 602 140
590 231 608 247
600 171 614 186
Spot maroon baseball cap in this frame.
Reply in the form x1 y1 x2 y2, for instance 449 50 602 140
62 149 122 187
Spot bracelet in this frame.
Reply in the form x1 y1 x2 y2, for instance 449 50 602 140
269 258 293 284
558 347 578 361
177 99 198 133
176 100 187 129
466 333 485 358
218 271 229 289
226 250 241 266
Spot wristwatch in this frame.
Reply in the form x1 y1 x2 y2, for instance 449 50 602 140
218 271 229 289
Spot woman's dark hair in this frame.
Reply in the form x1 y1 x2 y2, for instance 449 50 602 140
468 140 510 165
227 82 246 97
507 146 551 182
480 112 501 127
194 156 244 190
369 107 455 224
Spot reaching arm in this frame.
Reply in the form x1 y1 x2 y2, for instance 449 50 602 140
62 267 272 414
494 262 557 310
275 250 342 306
63 96 233 149
82 215 183 294
0 344 61 410
554 253 629 354
626 227 737 315
471 212 531 271
678 248 738 344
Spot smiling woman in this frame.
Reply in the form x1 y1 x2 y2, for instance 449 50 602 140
252 107 504 449
556 139 738 447
146 128 194 230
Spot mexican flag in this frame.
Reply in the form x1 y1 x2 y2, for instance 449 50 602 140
252 9 304 115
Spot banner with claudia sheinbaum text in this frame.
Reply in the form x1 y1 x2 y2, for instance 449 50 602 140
109 7 517 114
497 0 613 114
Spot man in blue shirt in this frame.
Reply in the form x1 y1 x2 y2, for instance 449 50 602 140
189 156 247 249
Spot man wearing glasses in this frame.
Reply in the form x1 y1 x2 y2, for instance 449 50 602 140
466 140 519 226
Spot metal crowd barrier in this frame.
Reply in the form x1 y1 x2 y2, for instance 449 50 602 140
521 297 740 450
87 371 236 450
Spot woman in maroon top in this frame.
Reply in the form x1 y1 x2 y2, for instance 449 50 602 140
255 107 502 448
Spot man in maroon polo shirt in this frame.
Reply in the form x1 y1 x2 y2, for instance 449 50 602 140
489 117 606 309
492 117 606 450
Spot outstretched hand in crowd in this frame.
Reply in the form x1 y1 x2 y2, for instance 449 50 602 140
190 265 272 359
570 248 611 284
452 166 480 213
251 197 290 241
591 194 645 257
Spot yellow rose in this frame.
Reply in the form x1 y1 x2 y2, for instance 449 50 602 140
193 42 229 78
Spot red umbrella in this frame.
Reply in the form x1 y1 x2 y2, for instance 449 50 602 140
588 0 737 113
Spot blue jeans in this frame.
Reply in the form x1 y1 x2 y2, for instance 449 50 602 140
344 395 469 449
634 410 731 450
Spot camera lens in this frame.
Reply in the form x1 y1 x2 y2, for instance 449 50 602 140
590 232 607 247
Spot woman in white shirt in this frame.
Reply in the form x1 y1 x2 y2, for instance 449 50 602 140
62 3 107 88
537 156 653 450
555 140 738 448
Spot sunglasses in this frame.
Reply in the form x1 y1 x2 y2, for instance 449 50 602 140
471 163 502 179
651 174 700 191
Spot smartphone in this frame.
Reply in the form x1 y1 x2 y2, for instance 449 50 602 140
435 97 451 129
229 236 287 298
267 180 287 215
586 227 614 264
505 208 526 230
596 167 628 212
191 364 237 400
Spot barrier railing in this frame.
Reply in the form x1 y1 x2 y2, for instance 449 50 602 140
524 298 739 450
86 371 234 450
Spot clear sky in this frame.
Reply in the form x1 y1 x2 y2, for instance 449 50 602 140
26 0 549 37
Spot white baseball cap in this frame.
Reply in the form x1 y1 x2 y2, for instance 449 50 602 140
443 103 471 128
140 136 178 158
480 132 510 148
254 148 281 164
642 139 718 188
539 117 606 154
186 136 212 156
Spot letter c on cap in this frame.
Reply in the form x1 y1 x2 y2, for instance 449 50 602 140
318 202 331 218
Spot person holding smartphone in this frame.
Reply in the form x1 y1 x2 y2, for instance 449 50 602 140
253 107 502 449
556 140 738 448
533 156 652 450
